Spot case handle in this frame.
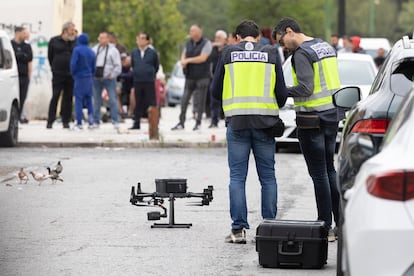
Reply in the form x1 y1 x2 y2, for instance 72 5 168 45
278 241 303 256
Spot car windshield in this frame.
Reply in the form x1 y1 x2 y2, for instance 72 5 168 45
173 63 185 78
283 58 376 86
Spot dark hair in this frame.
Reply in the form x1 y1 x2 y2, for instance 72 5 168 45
14 26 24 33
235 20 260 39
137 32 150 41
272 17 302 40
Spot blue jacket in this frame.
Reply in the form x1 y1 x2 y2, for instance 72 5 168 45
131 47 159 82
70 33 96 79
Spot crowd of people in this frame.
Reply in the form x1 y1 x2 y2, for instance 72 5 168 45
12 22 165 131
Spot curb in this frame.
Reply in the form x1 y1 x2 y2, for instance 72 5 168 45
17 141 227 148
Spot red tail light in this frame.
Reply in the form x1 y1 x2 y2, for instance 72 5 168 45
352 119 390 134
366 170 414 201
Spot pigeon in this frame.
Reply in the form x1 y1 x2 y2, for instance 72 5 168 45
46 167 64 184
30 171 52 186
17 168 29 184
54 161 63 174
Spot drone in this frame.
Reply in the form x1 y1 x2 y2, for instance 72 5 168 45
129 178 214 228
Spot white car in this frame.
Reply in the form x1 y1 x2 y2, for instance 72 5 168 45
0 30 19 147
339 86 414 276
166 61 185 107
278 53 377 146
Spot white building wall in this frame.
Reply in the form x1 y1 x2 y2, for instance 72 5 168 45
0 0 82 119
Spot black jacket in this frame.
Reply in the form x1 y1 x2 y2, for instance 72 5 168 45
11 40 33 76
48 35 76 76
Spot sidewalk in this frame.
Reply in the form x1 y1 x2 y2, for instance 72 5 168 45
18 106 227 148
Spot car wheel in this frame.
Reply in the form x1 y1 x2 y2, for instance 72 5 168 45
0 104 19 147
168 102 176 107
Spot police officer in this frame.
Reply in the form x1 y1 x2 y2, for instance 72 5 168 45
273 18 343 241
211 20 288 244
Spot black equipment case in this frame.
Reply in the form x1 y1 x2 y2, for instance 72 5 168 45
255 219 328 269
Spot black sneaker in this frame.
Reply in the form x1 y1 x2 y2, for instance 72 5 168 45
19 118 29 124
208 123 218 128
129 125 140 130
193 123 201 131
225 228 246 244
171 123 184 130
46 123 53 129
63 123 70 129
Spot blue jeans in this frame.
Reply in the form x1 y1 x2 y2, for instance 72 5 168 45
297 121 340 229
74 77 94 126
227 125 278 230
93 78 119 124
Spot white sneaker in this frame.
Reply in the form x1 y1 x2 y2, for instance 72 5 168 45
72 124 83 131
225 228 246 244
113 123 120 130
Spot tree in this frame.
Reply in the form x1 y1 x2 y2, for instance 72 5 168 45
398 0 414 38
83 0 186 72
229 0 325 38
178 0 232 39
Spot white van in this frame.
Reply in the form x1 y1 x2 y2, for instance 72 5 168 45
0 30 20 147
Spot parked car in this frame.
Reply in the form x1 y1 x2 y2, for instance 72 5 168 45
336 35 414 198
166 61 185 107
0 30 20 147
335 85 414 276
278 52 377 147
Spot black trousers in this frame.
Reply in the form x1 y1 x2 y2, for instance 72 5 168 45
133 81 155 128
47 75 73 125
18 75 30 117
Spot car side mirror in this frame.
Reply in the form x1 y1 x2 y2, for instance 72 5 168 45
332 86 361 111
348 133 376 170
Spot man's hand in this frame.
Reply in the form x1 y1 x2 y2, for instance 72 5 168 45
181 58 188 68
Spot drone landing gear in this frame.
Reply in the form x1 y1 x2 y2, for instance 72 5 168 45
151 193 192 229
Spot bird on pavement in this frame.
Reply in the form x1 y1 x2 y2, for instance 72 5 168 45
54 161 63 174
18 168 29 184
30 171 52 186
46 167 64 184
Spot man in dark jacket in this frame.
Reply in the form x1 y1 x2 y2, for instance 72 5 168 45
130 32 159 129
46 22 77 129
70 33 95 130
11 26 33 124
171 24 212 131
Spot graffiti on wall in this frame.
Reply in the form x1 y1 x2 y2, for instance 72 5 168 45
0 20 51 84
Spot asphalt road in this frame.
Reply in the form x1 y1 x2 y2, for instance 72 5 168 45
0 147 337 276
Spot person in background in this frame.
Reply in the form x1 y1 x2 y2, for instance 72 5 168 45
11 26 33 124
92 31 122 129
171 24 212 131
351 36 366 54
108 32 128 56
117 53 134 117
211 20 288 244
46 22 77 129
129 32 159 130
330 34 342 52
339 35 353 53
208 29 227 128
227 32 238 45
374 47 386 69
259 27 274 45
70 33 95 130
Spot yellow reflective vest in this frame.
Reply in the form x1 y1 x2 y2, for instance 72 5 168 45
222 42 279 117
292 39 341 112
